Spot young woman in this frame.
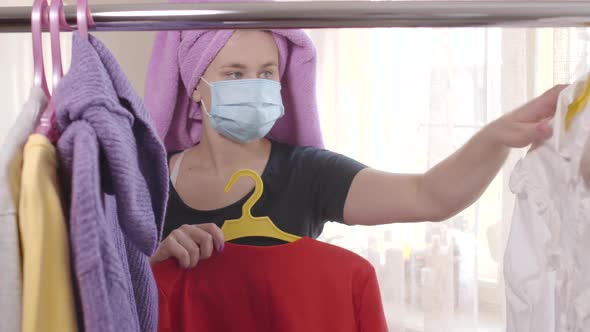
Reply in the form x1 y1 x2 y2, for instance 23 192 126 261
145 29 565 269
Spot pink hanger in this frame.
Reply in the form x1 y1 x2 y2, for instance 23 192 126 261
76 0 94 39
31 0 49 98
49 0 65 90
34 0 67 142
34 0 90 142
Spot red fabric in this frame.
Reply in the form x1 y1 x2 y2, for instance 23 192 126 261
152 237 388 332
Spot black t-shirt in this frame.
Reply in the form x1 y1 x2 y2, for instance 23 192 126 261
163 140 367 244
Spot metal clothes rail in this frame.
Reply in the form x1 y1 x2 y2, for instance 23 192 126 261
1 1 590 33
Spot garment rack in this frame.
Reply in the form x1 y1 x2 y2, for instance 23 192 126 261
1 1 590 32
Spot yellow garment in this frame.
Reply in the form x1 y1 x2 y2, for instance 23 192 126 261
19 134 78 332
565 75 590 130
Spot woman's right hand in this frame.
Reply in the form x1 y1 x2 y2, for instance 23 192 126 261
150 223 225 268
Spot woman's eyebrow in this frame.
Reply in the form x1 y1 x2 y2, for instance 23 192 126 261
220 63 248 69
261 62 279 68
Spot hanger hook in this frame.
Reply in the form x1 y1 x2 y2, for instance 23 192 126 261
31 0 49 97
224 169 263 220
77 0 93 39
49 0 65 91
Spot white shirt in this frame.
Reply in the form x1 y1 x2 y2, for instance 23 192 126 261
505 76 590 332
0 86 46 332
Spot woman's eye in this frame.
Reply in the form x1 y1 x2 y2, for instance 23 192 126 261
228 72 243 79
259 71 273 79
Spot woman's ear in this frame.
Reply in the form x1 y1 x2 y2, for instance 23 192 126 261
192 87 202 103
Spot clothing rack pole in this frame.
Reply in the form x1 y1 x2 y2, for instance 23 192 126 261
1 1 590 32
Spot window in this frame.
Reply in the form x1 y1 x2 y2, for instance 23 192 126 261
309 27 590 331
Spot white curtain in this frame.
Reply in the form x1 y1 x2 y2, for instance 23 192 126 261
310 27 590 331
2 1 590 331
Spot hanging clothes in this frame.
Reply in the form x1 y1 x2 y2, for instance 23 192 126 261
153 237 388 332
0 86 45 332
505 75 590 332
18 133 78 332
54 32 169 332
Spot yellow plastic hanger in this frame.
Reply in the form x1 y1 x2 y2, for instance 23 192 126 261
565 75 590 130
221 169 301 243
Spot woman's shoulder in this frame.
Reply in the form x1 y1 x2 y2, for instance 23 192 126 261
269 140 333 172
270 139 367 176
269 139 364 177
270 138 327 159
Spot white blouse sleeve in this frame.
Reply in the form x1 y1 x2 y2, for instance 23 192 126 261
504 155 559 332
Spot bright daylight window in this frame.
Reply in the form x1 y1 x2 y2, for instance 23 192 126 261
310 27 590 331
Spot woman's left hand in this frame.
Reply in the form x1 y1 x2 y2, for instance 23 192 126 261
487 84 568 148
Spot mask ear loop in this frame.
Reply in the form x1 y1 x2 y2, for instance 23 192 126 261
200 99 212 117
200 77 211 86
197 77 212 117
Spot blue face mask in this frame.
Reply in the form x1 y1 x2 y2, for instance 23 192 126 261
200 78 285 143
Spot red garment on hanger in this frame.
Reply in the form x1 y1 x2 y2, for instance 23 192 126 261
152 237 388 332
